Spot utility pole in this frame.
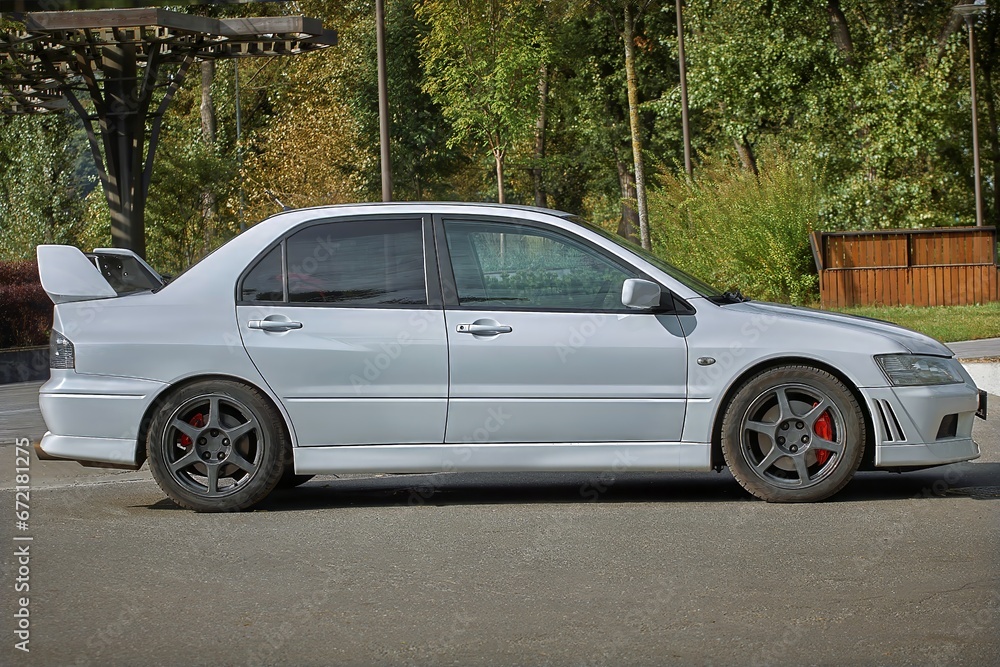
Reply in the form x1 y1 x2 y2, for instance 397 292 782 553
234 60 245 232
676 0 692 178
954 2 988 227
376 0 393 201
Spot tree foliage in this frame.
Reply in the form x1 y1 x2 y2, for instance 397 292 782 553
0 114 93 259
417 0 551 202
1 0 997 296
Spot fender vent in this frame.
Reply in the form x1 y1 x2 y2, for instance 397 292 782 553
876 400 906 442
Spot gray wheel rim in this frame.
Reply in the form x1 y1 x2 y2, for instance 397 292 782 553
159 393 265 498
739 382 847 490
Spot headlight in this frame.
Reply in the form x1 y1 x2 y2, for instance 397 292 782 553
875 354 964 386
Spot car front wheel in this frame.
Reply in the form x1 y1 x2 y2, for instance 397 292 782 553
147 380 286 512
721 365 866 502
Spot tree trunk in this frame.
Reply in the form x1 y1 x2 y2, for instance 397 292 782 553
616 155 640 243
623 2 651 250
495 147 506 262
826 0 854 65
200 60 216 252
494 147 506 204
734 135 759 177
200 60 216 143
533 63 549 208
938 1 975 58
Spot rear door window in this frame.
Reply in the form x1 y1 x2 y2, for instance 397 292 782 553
285 219 427 306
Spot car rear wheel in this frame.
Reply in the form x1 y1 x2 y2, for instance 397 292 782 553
147 380 286 512
721 365 866 502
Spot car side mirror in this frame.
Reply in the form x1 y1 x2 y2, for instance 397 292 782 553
621 278 662 309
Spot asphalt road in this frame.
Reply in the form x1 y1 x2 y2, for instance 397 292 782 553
1 384 998 666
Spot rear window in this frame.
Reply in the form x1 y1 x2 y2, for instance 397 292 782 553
87 253 163 295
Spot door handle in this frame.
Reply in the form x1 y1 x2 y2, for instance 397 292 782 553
456 323 512 335
249 319 303 332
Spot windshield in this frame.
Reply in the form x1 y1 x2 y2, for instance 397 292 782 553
567 216 724 298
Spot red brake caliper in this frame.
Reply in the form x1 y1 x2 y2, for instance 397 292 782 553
179 413 206 448
813 404 833 465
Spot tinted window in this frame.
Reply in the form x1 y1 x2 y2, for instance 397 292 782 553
88 253 163 294
444 221 636 310
241 245 284 302
286 219 426 306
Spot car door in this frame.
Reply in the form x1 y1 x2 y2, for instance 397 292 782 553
237 216 448 446
438 216 689 445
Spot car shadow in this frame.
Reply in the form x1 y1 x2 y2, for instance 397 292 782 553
206 462 1000 512
141 463 1000 512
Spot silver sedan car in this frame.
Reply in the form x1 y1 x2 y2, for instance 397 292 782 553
36 204 987 511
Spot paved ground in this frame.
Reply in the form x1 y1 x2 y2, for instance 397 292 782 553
948 337 1000 361
0 381 46 444
1 383 998 666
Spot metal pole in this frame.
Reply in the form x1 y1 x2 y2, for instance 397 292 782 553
234 59 246 231
676 0 692 178
376 0 392 202
966 17 984 227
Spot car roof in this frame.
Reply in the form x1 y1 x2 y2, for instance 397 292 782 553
256 201 577 225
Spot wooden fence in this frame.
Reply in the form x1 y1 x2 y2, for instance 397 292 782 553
809 227 999 308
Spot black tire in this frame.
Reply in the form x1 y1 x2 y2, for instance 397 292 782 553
147 380 287 512
276 447 315 488
720 365 866 502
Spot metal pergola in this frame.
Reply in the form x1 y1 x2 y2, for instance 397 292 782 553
0 8 336 257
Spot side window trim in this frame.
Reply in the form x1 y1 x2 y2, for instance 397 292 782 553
280 239 289 302
422 215 443 307
433 214 459 305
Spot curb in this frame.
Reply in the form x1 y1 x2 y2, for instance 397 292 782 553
961 360 1000 398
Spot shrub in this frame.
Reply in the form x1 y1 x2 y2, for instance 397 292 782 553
0 261 51 348
648 146 821 305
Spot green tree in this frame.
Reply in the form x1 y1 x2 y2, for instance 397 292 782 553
0 114 93 259
332 0 465 200
675 0 984 230
417 0 551 203
614 0 657 248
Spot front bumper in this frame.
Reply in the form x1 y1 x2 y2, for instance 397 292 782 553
865 382 982 468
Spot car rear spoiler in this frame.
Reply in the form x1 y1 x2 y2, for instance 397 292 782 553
36 245 164 304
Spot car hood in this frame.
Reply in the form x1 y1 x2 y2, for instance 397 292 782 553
727 301 954 357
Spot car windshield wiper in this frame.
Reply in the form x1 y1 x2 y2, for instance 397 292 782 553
709 290 751 305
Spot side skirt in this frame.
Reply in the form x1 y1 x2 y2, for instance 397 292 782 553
294 442 712 475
